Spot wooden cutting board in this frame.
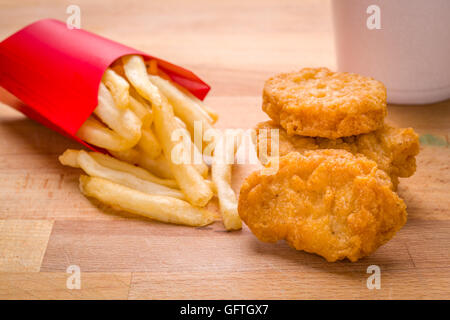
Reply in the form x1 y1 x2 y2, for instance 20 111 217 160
0 0 449 299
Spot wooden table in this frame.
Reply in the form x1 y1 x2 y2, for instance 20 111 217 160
0 0 449 299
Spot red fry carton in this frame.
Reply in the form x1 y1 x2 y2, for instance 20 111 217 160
0 19 210 150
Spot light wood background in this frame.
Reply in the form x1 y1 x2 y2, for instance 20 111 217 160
0 0 449 299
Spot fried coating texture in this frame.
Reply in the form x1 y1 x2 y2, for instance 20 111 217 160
254 121 419 189
262 68 387 138
238 150 407 262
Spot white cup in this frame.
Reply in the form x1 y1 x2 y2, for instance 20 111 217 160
332 0 450 104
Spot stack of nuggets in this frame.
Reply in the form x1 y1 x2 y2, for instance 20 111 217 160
238 68 420 262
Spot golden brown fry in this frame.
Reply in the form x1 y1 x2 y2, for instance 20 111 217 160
137 127 162 159
108 148 141 164
79 175 215 227
212 134 242 231
129 86 152 110
102 68 130 109
59 149 177 188
123 55 162 107
76 117 135 151
76 150 184 199
58 149 79 168
94 83 141 144
128 95 152 128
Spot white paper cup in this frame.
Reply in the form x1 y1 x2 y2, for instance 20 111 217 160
332 0 450 104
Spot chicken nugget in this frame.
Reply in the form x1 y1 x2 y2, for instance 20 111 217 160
254 121 419 189
238 150 407 262
263 68 387 138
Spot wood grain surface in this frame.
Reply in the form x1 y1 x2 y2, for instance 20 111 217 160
0 0 449 300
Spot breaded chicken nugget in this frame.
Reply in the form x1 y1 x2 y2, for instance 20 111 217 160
263 68 387 138
238 150 407 262
254 121 419 189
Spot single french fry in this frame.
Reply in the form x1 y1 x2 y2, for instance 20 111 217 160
102 68 130 109
77 150 184 199
76 117 135 151
79 175 215 227
136 127 162 159
94 83 141 144
128 95 152 128
123 55 162 108
59 149 177 188
212 133 242 230
58 149 79 167
108 148 141 164
153 95 213 207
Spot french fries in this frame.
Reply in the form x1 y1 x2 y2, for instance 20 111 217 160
123 55 162 107
128 95 152 128
212 133 242 231
102 68 130 109
148 74 215 130
153 95 213 206
63 54 242 230
76 150 184 199
137 154 176 180
80 175 215 227
172 118 209 177
137 127 162 159
59 149 177 188
76 117 135 151
191 95 219 124
148 74 213 152
175 116 187 129
110 149 175 180
94 83 141 144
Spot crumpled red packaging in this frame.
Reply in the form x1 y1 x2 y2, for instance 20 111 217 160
0 19 210 150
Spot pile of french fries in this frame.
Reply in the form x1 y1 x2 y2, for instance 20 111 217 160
59 55 241 230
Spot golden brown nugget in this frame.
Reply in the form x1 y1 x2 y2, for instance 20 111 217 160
255 121 419 188
238 150 407 262
263 68 387 138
